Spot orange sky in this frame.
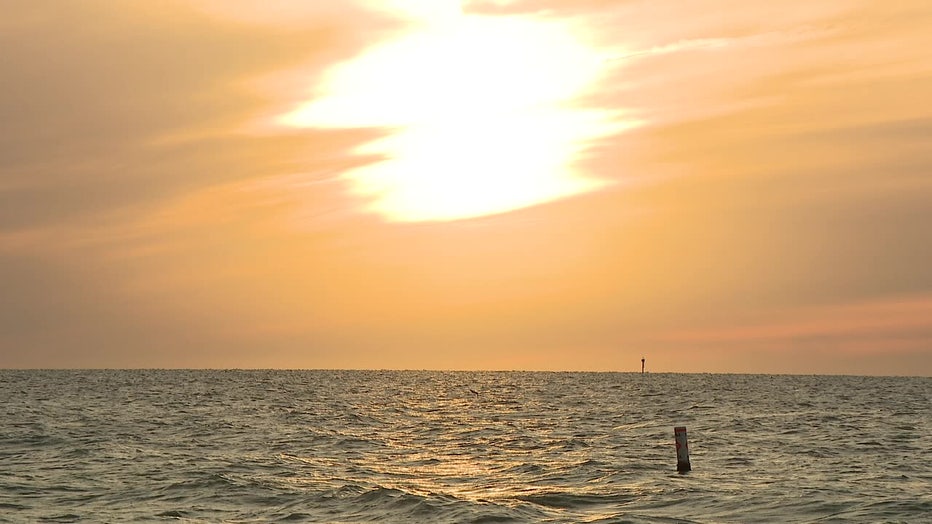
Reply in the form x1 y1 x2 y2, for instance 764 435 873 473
1 0 930 374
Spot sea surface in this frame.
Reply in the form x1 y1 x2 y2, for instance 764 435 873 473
0 371 929 523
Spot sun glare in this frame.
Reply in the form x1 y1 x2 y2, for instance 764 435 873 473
280 2 618 222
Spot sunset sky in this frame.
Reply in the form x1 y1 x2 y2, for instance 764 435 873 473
2 0 930 374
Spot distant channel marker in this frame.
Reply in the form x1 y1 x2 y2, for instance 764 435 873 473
675 426 691 473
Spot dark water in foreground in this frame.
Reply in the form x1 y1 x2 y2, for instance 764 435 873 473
0 371 929 523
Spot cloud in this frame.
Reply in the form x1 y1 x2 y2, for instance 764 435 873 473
662 296 932 348
0 1 400 366
647 295 932 375
0 0 395 230
0 0 930 373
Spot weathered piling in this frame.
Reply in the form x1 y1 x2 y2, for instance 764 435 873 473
674 426 691 472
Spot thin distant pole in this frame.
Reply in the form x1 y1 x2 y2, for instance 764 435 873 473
641 357 645 374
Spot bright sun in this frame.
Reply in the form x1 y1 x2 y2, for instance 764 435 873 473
280 2 618 222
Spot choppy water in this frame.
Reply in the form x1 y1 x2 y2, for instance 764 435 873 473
1 371 929 523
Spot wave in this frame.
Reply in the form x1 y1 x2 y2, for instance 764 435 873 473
0 371 927 523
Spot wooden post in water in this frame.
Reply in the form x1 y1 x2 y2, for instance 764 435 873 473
641 357 645 374
674 426 691 472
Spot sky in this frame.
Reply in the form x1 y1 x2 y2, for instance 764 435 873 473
1 0 930 375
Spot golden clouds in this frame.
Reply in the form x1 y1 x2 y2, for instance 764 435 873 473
278 5 623 222
0 0 930 373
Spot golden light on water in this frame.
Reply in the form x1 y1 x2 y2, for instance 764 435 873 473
279 3 620 222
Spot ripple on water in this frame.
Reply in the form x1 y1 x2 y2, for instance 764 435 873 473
0 371 928 523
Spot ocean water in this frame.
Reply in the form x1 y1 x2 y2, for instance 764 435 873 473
0 371 929 523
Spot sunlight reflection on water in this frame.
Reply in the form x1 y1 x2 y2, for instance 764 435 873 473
1 370 929 522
